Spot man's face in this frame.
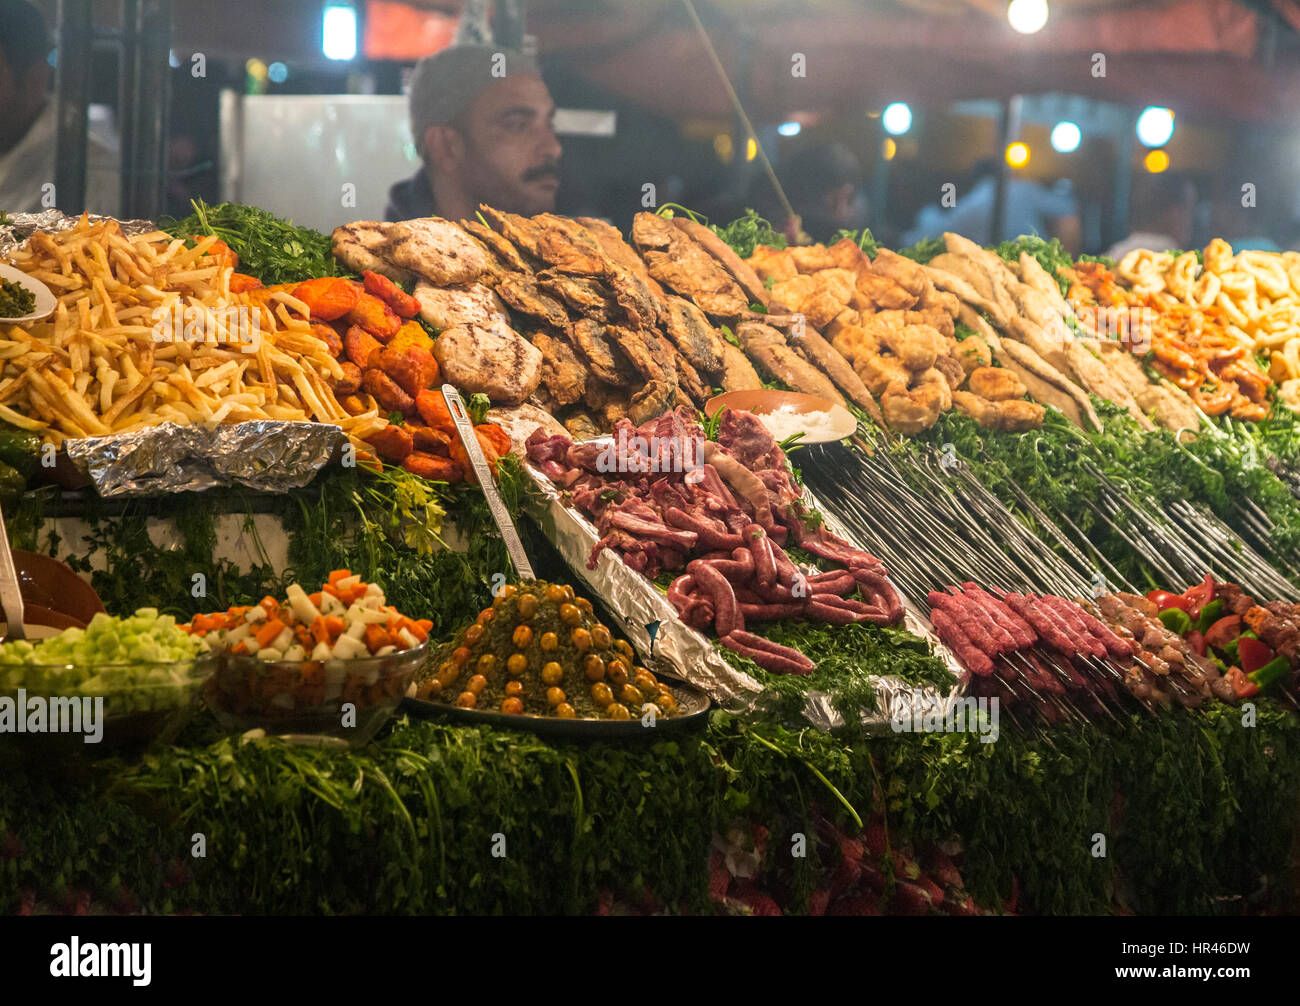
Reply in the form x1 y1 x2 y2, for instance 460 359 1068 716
446 72 562 215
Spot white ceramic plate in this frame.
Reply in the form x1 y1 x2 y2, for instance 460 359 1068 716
0 262 56 324
704 389 859 444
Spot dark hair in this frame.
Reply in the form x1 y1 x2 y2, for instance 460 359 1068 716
783 142 861 202
0 0 52 77
1131 170 1195 228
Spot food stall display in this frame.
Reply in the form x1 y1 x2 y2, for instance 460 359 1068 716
4 199 1300 918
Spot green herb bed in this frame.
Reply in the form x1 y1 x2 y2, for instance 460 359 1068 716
2 702 1296 915
1 446 1297 915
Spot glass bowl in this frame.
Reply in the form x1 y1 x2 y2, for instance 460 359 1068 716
0 654 215 760
204 639 429 746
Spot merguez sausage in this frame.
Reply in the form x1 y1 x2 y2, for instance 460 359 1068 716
693 563 744 636
930 608 994 676
746 524 777 589
665 507 744 550
721 630 815 674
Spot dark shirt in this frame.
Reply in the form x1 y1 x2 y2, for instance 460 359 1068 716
384 166 436 221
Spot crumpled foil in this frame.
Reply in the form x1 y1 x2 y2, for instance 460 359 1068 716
0 210 159 258
63 420 345 497
4 213 345 497
522 448 962 731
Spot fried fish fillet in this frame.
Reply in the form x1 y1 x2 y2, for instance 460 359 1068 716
671 217 770 307
529 330 587 406
461 219 531 273
736 321 845 405
632 212 750 318
494 274 571 330
569 318 630 386
718 340 763 392
662 296 726 376
787 323 885 426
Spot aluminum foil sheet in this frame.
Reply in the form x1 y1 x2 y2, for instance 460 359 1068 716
524 457 764 707
63 420 345 497
520 447 962 731
0 210 159 258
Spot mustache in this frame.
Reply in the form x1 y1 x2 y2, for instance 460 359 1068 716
523 162 560 183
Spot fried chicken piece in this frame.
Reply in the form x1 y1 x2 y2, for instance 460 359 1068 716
967 365 1027 402
787 245 836 272
881 368 949 433
747 244 798 283
769 274 818 315
954 335 991 376
951 391 1045 432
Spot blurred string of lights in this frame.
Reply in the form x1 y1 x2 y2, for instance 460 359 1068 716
1007 0 1049 35
1137 106 1175 147
882 102 912 135
1050 120 1081 153
1144 149 1170 173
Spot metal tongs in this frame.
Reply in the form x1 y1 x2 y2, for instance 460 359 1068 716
441 385 535 580
0 501 25 640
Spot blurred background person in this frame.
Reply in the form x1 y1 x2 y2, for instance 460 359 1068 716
779 141 866 243
0 0 119 215
903 157 1080 253
385 44 562 222
1105 171 1197 259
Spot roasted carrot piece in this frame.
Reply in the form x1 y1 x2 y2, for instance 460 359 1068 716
232 641 249 655
414 388 454 432
308 592 323 608
229 272 263 293
324 615 346 639
292 278 360 322
343 291 401 340
362 270 421 318
328 570 352 585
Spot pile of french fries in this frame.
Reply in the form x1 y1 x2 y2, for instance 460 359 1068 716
1117 241 1300 411
0 215 386 451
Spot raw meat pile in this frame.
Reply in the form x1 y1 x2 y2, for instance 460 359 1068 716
526 407 904 673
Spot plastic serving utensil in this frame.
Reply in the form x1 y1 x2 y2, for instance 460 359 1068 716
0 501 26 639
441 385 535 580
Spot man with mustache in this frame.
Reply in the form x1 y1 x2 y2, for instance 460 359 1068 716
386 45 562 222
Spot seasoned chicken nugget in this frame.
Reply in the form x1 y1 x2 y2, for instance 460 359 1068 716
968 366 1027 402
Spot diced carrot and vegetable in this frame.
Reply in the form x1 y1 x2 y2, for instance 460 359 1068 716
184 572 431 663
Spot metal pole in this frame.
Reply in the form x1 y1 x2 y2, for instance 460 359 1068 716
54 0 93 214
119 0 140 215
494 0 527 49
123 0 172 220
